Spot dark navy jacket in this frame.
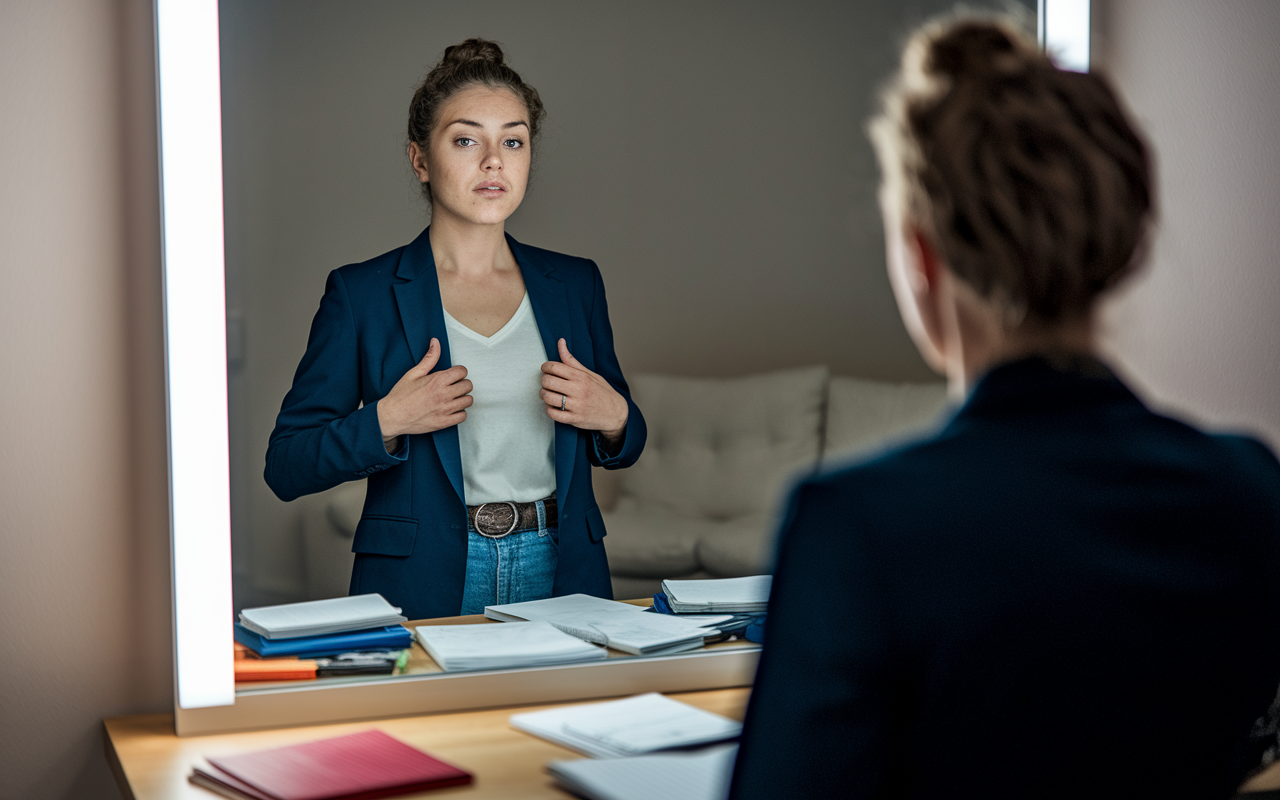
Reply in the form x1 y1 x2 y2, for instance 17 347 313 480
730 356 1280 799
265 228 646 620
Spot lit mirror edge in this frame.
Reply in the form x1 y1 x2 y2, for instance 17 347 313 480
1039 0 1092 72
157 0 235 711
158 0 760 730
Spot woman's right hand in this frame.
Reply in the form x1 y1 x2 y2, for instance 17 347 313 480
376 338 472 452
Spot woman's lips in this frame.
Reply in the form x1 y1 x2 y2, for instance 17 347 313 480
475 184 506 197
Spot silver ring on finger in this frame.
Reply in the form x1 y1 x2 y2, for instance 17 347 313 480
560 394 567 411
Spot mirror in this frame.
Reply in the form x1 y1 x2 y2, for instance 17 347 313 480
161 0 1037 728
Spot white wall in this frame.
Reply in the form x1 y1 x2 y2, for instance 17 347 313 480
0 0 171 798
1098 0 1280 450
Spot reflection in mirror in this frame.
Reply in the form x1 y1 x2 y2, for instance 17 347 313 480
219 0 1033 690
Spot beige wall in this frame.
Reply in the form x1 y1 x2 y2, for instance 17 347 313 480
1098 0 1280 451
0 0 171 798
0 1 1276 798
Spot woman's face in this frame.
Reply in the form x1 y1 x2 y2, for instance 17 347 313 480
412 85 531 228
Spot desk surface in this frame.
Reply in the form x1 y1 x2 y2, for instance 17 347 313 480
105 688 750 800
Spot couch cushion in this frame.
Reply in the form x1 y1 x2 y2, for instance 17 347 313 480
823 377 949 464
600 507 709 578
619 366 828 520
693 511 778 578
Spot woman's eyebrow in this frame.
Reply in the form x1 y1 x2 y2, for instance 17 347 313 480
446 118 530 130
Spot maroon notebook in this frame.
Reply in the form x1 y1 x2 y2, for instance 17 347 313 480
190 729 472 800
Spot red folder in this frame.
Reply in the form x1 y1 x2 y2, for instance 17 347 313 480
189 729 472 800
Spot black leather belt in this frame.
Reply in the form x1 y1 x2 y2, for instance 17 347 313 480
467 496 557 538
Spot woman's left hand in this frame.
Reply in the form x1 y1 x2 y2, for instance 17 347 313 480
540 338 628 441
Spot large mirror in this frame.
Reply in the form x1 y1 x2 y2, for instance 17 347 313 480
162 0 1038 732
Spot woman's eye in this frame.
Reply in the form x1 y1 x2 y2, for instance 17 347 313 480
455 137 475 147
504 139 524 149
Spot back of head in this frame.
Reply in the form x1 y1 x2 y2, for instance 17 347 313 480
869 13 1154 324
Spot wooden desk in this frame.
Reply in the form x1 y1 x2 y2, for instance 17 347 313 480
104 688 750 800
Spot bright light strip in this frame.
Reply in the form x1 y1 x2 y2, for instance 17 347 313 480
1040 0 1090 73
156 0 235 709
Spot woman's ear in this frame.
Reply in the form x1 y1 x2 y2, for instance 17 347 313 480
886 223 948 372
408 141 430 184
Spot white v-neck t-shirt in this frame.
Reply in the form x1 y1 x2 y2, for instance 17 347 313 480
443 293 556 505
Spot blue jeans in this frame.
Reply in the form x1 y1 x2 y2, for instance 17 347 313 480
459 499 558 615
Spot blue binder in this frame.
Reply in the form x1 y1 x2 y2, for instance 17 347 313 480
234 623 412 658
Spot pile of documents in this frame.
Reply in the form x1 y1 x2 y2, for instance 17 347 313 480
510 693 743 758
661 576 772 614
414 620 607 672
548 745 739 800
485 594 718 655
239 594 407 639
234 594 413 667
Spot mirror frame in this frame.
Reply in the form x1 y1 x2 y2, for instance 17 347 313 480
160 0 1075 736
156 0 758 736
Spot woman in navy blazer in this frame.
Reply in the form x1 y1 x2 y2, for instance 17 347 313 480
265 40 644 620
730 14 1280 799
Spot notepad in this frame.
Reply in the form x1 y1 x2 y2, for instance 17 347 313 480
239 594 407 640
510 693 742 758
661 576 772 613
547 744 739 800
414 621 607 672
189 729 471 800
485 594 719 655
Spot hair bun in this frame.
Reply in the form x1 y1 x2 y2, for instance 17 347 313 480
927 20 1038 81
440 38 507 69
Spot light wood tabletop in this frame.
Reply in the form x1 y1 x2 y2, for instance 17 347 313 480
104 687 750 800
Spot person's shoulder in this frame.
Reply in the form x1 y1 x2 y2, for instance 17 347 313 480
330 243 408 287
510 238 598 278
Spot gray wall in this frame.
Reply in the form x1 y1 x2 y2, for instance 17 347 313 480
2 2 1279 798
220 0 1031 606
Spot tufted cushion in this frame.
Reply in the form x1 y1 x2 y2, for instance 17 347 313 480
822 377 949 464
618 366 829 520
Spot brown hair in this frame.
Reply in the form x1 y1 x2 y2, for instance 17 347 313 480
869 13 1154 323
406 38 546 202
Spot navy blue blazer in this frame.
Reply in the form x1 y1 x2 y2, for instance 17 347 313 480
265 227 646 620
730 356 1280 799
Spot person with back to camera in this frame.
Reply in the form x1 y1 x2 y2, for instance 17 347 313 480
729 12 1280 799
265 39 645 620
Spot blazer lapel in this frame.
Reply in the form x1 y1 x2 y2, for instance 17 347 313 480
507 234 576 512
392 227 465 506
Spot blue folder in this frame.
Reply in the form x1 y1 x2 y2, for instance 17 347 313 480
234 623 412 658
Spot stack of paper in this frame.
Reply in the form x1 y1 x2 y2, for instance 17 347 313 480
661 577 772 614
548 744 739 800
234 623 412 659
239 594 407 639
485 594 718 655
510 693 742 758
414 621 607 672
189 729 471 799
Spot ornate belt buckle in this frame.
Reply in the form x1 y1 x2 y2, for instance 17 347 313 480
474 501 519 538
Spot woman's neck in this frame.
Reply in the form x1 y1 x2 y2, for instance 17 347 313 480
428 212 513 277
943 280 1096 397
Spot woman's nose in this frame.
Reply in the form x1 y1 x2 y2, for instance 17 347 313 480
482 147 503 170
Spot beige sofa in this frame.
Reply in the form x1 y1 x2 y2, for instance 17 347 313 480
298 367 948 602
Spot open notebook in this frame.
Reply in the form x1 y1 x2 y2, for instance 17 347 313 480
485 594 721 656
414 620 606 671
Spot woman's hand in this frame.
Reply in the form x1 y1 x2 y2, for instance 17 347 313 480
377 338 472 453
541 339 628 444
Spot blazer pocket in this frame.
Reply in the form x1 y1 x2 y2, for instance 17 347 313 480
352 515 418 557
585 503 607 543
